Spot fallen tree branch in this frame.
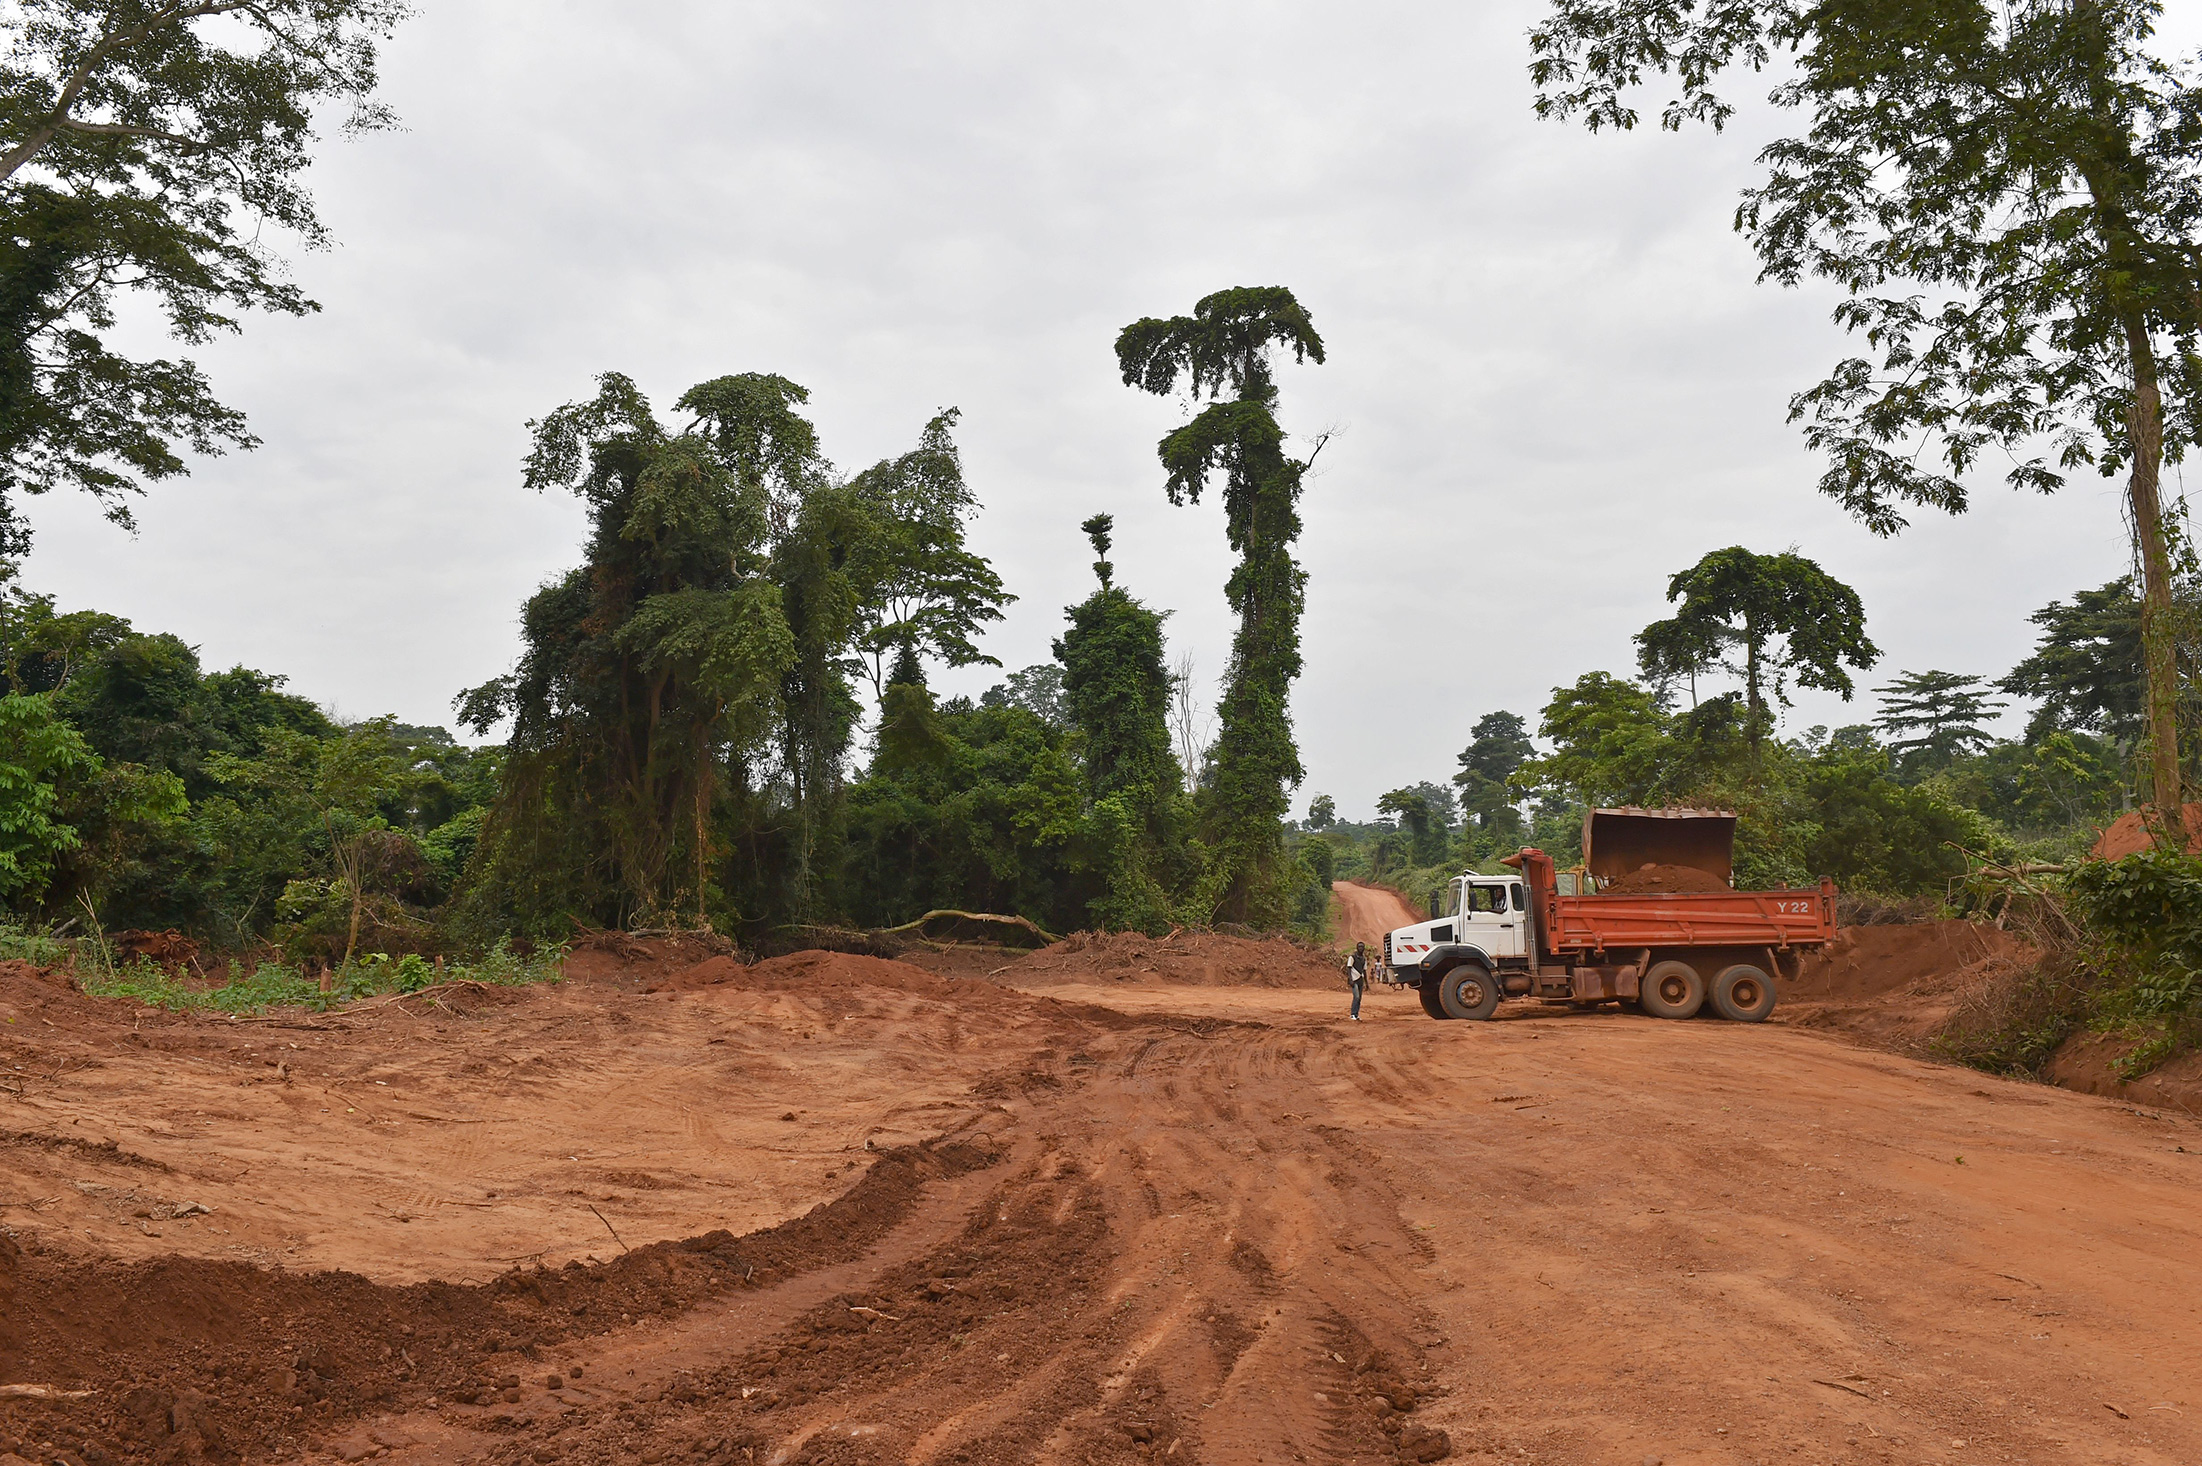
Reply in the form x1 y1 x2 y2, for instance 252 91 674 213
875 910 1060 945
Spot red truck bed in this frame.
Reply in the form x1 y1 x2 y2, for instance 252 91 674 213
1542 885 1838 957
1510 846 1838 960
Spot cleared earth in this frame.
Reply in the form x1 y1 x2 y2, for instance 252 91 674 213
1 893 2197 1466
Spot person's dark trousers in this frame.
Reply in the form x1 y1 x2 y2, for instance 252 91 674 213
1350 978 1364 1018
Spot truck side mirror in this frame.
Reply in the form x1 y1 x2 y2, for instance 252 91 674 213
1428 890 1440 919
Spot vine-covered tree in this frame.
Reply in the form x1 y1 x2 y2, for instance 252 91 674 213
1634 547 1878 744
1054 512 1184 930
0 0 408 552
1116 286 1326 923
1054 516 1179 804
458 373 801 928
1530 0 2202 835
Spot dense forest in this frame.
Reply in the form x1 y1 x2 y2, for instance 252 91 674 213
0 290 1339 963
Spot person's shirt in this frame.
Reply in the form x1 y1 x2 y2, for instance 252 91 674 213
1348 950 1367 977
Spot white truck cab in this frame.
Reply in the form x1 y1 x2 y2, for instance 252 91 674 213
1384 875 1530 971
1381 873 1535 1020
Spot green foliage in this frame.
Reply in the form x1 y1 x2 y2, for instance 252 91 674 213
1512 671 1986 896
2059 850 2202 1076
844 696 1085 933
1376 785 1453 868
0 0 408 552
1053 524 1188 930
1118 286 1325 925
0 919 71 966
1056 568 1181 816
1797 745 1995 897
1635 546 1878 741
0 691 98 899
2001 579 2151 744
847 409 1013 705
1531 0 2202 830
982 665 1066 729
1453 711 1533 855
78 939 563 1015
1305 793 1336 831
462 372 803 928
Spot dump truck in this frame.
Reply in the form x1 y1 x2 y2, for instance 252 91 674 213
1380 807 1837 1022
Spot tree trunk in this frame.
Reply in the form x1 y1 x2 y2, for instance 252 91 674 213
342 849 363 969
2123 318 2185 845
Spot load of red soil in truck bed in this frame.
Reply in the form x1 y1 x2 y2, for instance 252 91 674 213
1598 862 1730 895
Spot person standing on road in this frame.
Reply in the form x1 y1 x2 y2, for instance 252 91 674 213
1346 942 1368 1020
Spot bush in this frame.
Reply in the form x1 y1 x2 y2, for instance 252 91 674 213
2063 849 2202 1077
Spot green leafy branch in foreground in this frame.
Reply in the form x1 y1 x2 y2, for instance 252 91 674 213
1 927 564 1013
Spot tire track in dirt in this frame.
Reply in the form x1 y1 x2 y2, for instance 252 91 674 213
11 949 2202 1465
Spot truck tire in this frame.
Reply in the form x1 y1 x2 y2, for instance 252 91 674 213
1640 960 1705 1020
1711 963 1777 1022
1436 964 1501 1021
1417 981 1451 1020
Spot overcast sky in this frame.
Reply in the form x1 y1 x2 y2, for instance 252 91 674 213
24 1 2171 818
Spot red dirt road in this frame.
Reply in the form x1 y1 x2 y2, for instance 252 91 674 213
4 945 2200 1466
1330 881 1420 951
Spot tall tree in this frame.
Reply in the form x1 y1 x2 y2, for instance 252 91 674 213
1455 710 1535 847
1115 286 1326 923
1634 547 1879 744
1054 513 1184 930
1377 783 1456 867
1873 669 2007 774
845 409 1013 706
1054 514 1181 811
0 0 407 552
1531 0 2202 836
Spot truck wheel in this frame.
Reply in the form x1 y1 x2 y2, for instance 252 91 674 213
1436 965 1501 1021
1711 964 1777 1022
1640 960 1705 1020
1417 982 1451 1020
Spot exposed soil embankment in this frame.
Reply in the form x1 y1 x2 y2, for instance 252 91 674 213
1002 929 1344 989
2093 801 2202 858
1782 918 2035 1052
2043 1030 2202 1114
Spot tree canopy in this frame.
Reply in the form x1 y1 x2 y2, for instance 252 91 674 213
1531 0 2202 833
1874 669 2007 776
0 0 408 552
1634 546 1879 742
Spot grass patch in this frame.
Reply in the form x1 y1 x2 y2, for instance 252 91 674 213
73 939 565 1015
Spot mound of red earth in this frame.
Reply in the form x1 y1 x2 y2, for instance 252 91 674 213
641 948 1036 1014
1002 930 1345 989
1780 918 2035 1053
1598 863 1730 895
2093 802 2202 858
0 1140 993 1466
